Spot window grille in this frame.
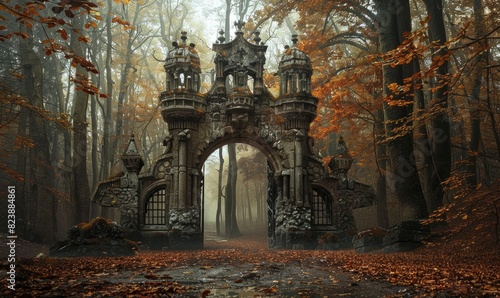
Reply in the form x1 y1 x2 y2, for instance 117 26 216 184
312 188 333 226
145 188 167 225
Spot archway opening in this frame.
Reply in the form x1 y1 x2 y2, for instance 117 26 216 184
202 143 269 249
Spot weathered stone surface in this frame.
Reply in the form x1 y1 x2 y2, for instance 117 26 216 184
91 27 377 250
166 208 203 249
169 208 200 233
50 217 137 257
353 227 389 253
383 220 430 253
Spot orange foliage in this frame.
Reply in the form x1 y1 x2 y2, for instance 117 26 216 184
256 0 500 189
0 0 133 99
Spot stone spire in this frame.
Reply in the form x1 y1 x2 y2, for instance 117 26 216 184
121 134 144 173
328 136 353 179
234 20 245 36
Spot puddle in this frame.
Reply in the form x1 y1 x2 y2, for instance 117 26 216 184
103 262 411 298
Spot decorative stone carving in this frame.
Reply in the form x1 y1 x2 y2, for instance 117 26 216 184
92 25 375 250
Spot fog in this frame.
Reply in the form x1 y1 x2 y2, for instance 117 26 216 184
202 144 268 238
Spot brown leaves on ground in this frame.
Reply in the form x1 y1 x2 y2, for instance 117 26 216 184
331 247 500 297
4 232 498 297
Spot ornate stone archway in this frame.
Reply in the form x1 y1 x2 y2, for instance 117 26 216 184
93 24 375 249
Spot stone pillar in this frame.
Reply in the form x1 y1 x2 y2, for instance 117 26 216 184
294 130 304 207
177 129 190 208
191 169 200 207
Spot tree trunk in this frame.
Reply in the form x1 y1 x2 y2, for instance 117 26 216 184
15 103 28 237
91 93 99 190
375 0 428 220
225 0 232 39
245 182 253 227
101 0 114 181
216 148 224 235
375 109 389 228
413 55 434 212
112 3 141 167
70 17 91 223
20 40 56 243
225 144 241 237
423 0 452 210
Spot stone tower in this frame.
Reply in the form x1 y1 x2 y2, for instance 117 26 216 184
92 24 374 250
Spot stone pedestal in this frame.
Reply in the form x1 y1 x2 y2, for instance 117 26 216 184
383 220 430 253
352 227 388 253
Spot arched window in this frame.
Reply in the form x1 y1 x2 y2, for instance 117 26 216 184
145 188 167 225
312 188 333 226
179 73 185 88
247 75 254 92
226 74 234 89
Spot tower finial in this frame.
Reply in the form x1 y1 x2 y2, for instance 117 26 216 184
234 20 245 34
217 29 225 43
291 34 298 46
121 134 144 173
253 30 261 44
180 31 188 44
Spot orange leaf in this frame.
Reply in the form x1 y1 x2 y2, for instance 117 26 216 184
58 29 68 40
78 35 90 43
85 21 98 29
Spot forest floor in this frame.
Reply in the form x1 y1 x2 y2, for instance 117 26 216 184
1 230 499 297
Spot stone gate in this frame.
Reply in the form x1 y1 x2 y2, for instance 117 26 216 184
92 23 374 249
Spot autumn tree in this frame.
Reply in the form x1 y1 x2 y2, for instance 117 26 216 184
255 0 395 224
374 0 429 219
421 0 452 211
69 15 91 223
19 25 58 242
0 0 103 240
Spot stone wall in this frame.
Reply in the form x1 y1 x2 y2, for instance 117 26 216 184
168 208 202 249
274 199 313 249
92 173 139 239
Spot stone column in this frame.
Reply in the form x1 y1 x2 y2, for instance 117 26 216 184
191 169 200 207
294 130 304 207
177 129 190 208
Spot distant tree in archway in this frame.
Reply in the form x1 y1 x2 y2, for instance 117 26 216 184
225 144 241 237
